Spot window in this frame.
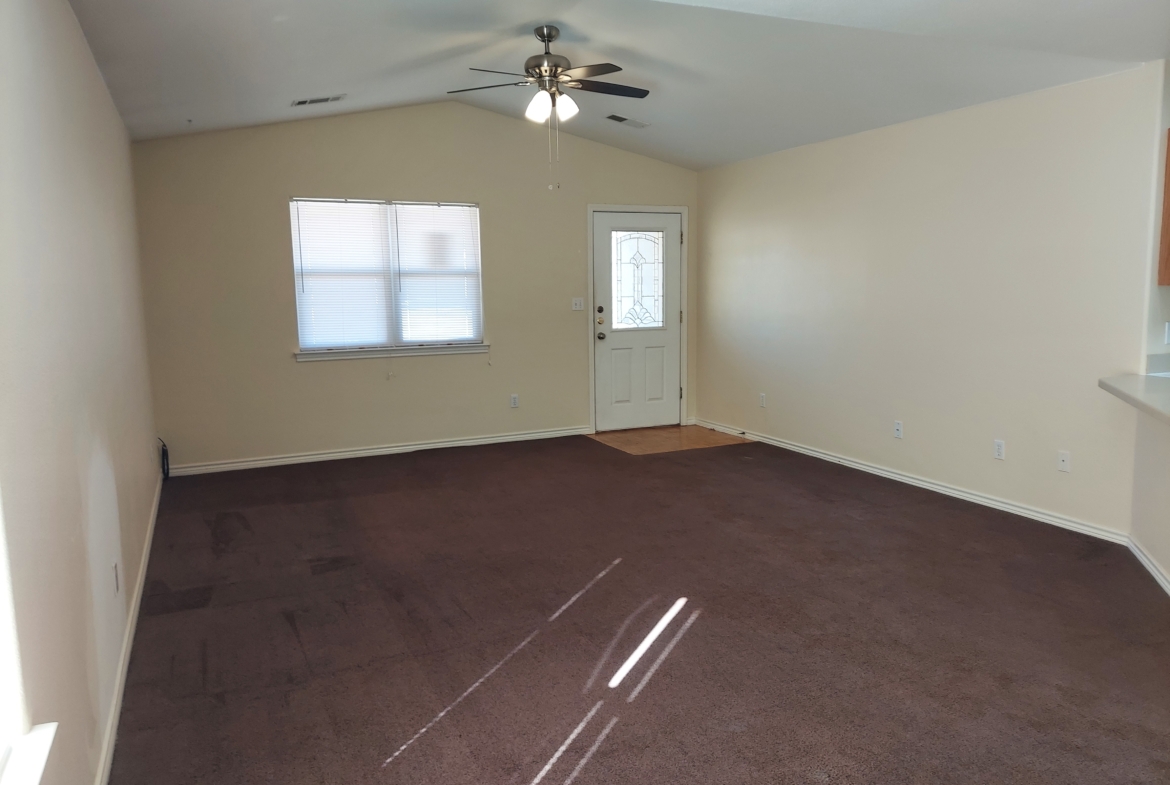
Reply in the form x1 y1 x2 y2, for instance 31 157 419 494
288 199 484 357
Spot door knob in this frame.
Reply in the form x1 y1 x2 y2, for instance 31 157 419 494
597 317 605 325
597 332 606 340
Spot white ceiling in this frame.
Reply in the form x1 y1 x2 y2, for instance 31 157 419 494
653 0 1170 62
70 0 1168 169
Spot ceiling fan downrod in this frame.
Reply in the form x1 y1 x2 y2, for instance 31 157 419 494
525 26 571 95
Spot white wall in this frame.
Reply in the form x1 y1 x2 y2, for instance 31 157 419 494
697 63 1166 538
132 102 698 469
0 0 159 783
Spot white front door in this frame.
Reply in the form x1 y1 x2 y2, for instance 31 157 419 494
593 211 682 432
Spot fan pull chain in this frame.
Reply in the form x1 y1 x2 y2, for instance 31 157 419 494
547 108 555 189
545 98 561 191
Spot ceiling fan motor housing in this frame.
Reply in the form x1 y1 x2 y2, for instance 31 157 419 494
525 52 572 94
525 53 571 79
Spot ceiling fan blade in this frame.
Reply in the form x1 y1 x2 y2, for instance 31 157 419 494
470 67 529 77
447 82 529 94
560 63 622 80
566 79 649 99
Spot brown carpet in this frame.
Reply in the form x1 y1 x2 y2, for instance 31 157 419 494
587 424 750 454
109 436 1170 785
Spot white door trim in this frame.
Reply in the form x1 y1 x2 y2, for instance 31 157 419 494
587 204 689 433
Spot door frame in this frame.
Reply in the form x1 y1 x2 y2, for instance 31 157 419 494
587 204 690 433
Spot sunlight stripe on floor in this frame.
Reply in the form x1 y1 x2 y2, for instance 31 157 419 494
529 701 604 785
549 558 622 621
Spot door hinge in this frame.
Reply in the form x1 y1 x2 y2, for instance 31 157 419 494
680 231 684 244
680 386 683 400
680 310 683 323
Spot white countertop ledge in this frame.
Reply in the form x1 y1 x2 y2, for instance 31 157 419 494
0 723 57 785
1099 374 1170 426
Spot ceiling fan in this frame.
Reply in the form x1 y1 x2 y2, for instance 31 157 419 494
448 25 649 123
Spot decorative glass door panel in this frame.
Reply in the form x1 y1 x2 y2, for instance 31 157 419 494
611 231 665 330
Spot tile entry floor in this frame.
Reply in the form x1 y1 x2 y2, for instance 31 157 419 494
586 424 749 455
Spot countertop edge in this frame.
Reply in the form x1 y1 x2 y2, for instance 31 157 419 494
1099 374 1170 427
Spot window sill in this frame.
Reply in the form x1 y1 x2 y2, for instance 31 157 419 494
0 724 56 785
294 343 490 362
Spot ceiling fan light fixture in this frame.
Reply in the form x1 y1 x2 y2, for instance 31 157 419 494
555 92 579 121
525 90 552 123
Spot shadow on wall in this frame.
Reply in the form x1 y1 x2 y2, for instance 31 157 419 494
79 439 128 751
1130 412 1170 594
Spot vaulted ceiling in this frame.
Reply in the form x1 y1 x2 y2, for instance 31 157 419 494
70 0 1170 169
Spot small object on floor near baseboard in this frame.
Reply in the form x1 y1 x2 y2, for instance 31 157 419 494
158 438 169 480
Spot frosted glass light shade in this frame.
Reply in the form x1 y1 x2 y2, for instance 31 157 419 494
525 90 552 123
555 92 579 121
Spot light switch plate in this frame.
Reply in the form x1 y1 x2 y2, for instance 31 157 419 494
572 297 585 311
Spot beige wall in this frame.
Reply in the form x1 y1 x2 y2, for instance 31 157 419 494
0 0 159 783
133 102 698 468
697 63 1166 537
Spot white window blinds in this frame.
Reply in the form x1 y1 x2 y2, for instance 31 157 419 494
289 199 483 351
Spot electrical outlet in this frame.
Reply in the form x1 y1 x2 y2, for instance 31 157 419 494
994 439 1005 460
572 297 584 311
759 393 766 408
1058 450 1071 473
510 393 519 408
894 420 903 439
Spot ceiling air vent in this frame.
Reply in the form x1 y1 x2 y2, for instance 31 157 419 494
291 94 346 107
606 114 649 129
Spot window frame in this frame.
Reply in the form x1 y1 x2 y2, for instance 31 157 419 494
288 198 488 362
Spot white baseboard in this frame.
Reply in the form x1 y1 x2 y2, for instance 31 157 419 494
695 418 1129 545
94 472 163 785
170 426 594 476
1129 537 1170 598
